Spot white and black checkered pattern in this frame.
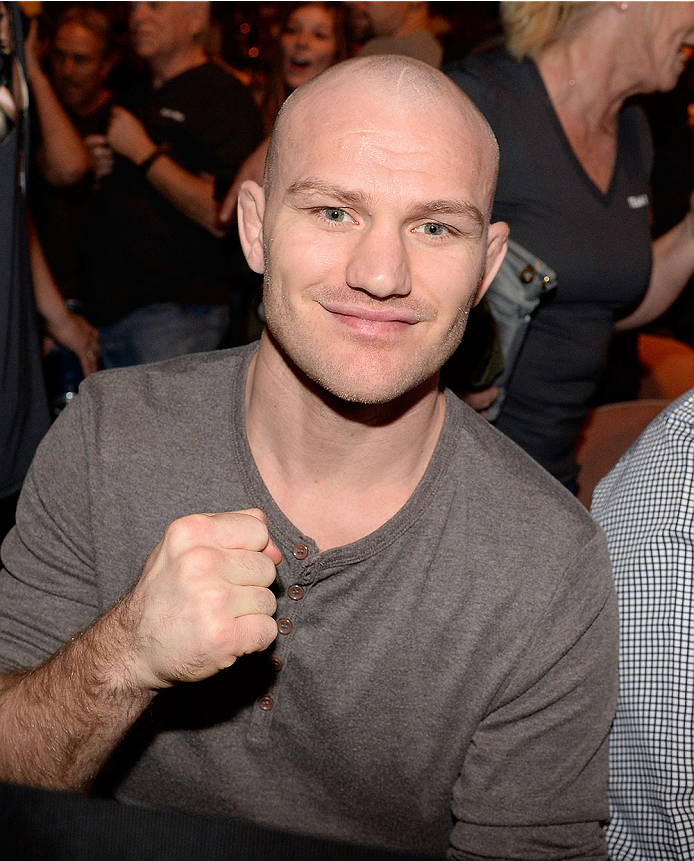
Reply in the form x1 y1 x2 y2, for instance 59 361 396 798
592 390 694 859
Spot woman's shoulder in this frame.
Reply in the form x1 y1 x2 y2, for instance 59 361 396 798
445 49 528 90
445 49 534 119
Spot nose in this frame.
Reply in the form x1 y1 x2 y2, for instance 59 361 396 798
130 2 147 26
345 220 412 299
294 29 309 50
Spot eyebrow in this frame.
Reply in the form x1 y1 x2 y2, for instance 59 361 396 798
286 179 485 231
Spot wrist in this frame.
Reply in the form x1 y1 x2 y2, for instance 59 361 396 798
138 143 169 176
90 596 161 698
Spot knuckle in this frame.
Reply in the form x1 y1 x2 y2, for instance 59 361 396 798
166 513 210 550
240 615 278 653
228 548 272 584
254 586 277 617
186 545 222 579
256 553 278 587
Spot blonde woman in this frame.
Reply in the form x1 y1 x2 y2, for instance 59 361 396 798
447 2 694 489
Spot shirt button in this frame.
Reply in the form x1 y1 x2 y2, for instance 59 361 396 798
288 584 305 601
292 542 309 560
269 656 283 672
278 618 293 635
258 696 274 711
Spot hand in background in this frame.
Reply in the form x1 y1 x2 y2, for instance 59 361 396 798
460 386 500 420
107 106 155 165
84 134 114 179
45 310 100 377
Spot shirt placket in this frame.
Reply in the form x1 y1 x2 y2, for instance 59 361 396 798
247 538 318 744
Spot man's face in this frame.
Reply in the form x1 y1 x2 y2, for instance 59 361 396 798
51 23 109 112
250 85 504 405
130 1 197 63
346 2 373 43
361 2 411 38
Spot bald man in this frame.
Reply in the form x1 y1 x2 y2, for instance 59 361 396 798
0 57 616 859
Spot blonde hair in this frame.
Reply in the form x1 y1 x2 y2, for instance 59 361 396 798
501 2 602 60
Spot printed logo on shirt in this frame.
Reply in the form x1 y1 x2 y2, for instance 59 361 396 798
160 107 185 123
627 194 649 209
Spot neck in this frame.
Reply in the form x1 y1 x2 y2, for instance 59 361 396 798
150 43 206 89
394 8 429 38
245 333 446 551
536 22 639 132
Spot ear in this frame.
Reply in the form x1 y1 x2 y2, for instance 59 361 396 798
188 2 209 39
237 180 266 275
472 220 509 307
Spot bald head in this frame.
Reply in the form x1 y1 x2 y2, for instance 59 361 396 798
264 55 499 219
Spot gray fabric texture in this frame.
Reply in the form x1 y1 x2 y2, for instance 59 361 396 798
359 31 443 67
0 343 617 859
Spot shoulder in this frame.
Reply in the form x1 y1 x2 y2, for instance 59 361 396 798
444 392 611 590
171 61 257 110
593 390 694 529
184 60 244 88
73 344 255 440
445 50 533 129
358 35 404 56
446 50 525 100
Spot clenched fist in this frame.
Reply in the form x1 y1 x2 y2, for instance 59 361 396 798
116 509 281 691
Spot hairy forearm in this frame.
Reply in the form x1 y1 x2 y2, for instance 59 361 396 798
0 603 154 791
616 214 694 332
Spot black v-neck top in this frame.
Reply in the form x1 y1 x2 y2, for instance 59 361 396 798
447 50 653 483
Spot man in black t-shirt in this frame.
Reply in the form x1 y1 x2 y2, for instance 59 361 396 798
83 1 263 367
30 5 115 304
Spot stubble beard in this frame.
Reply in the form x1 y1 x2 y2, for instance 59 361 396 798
261 274 476 407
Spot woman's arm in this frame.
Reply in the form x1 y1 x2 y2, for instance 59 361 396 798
616 205 694 332
27 213 100 376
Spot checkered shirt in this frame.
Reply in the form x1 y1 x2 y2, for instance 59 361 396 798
592 389 694 859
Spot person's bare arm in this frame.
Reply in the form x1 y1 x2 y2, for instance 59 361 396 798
27 212 100 376
107 106 223 237
616 205 694 332
0 510 280 791
24 19 91 186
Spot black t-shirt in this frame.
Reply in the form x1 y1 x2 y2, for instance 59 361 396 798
82 61 263 325
447 51 653 483
31 100 111 302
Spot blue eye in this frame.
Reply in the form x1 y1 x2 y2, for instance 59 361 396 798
323 208 348 222
420 223 446 235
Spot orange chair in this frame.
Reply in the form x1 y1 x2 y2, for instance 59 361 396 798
638 333 694 399
575 399 670 508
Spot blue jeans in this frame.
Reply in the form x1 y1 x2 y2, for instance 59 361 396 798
99 303 231 369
